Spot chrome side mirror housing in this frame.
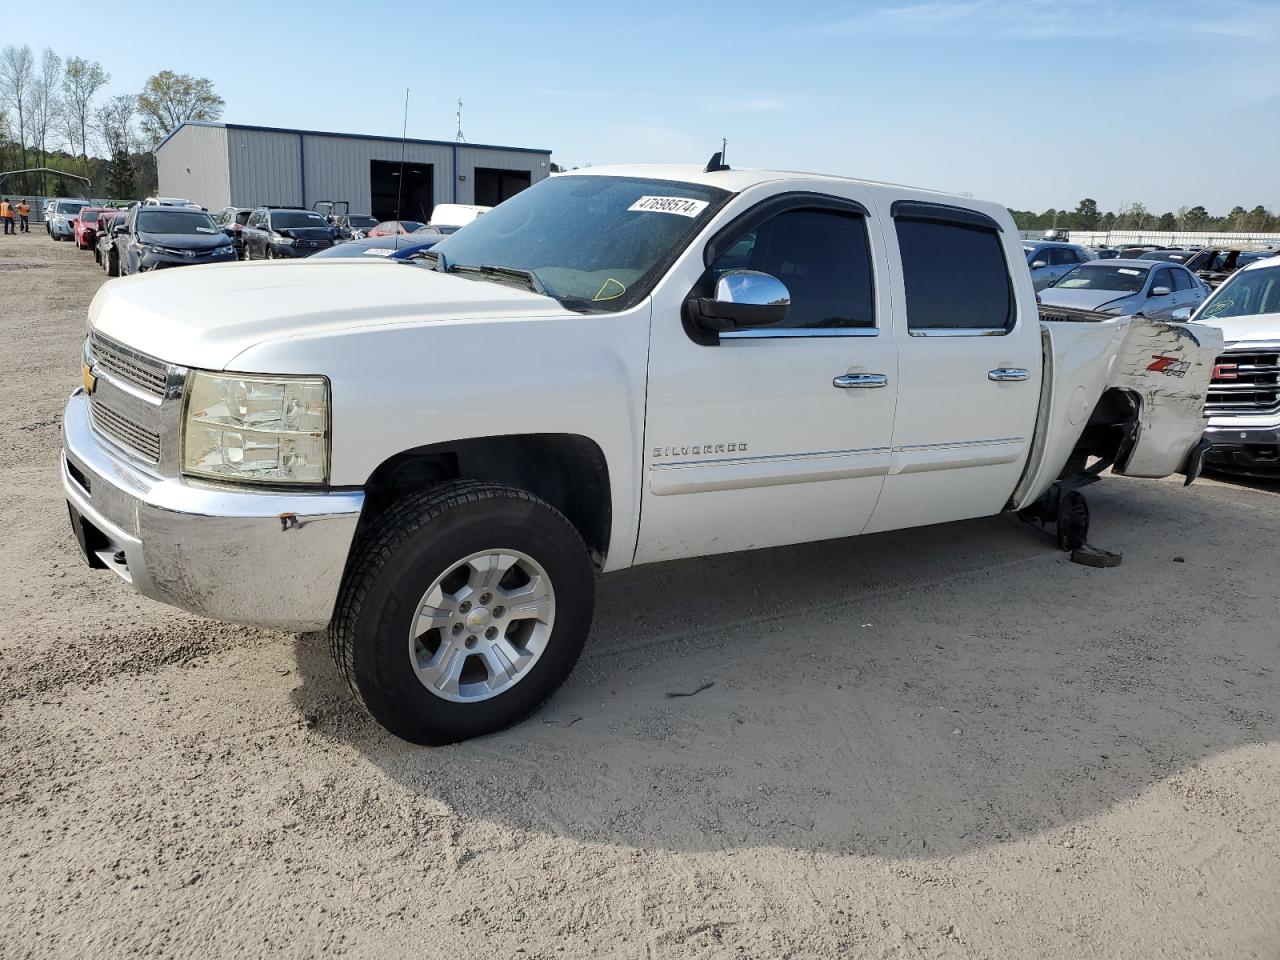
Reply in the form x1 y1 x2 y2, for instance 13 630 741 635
1150 285 1172 297
1030 260 1047 270
686 269 791 336
1171 306 1193 321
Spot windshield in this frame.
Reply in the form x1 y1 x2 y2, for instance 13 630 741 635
57 201 88 215
1139 250 1191 262
272 212 328 229
1055 264 1149 292
136 210 218 235
348 216 377 228
1197 267 1280 320
80 209 101 223
427 175 730 310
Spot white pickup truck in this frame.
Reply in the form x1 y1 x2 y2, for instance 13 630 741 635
62 161 1224 744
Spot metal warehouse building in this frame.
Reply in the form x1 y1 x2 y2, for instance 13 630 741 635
155 121 551 221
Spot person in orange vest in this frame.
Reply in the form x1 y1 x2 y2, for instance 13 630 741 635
17 198 30 233
0 198 12 235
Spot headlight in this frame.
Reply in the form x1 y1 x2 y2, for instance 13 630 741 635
214 245 235 256
182 372 329 485
274 236 295 245
1098 306 1125 316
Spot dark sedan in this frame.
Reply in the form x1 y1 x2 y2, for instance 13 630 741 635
310 234 444 261
106 207 238 277
242 208 336 259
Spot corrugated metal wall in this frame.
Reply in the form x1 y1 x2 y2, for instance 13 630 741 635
230 129 550 214
227 128 302 209
155 125 231 210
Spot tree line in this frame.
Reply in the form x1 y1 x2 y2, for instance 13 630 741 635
1010 197 1280 235
0 44 224 200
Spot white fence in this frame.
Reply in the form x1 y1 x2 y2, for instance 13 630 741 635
1021 229 1280 248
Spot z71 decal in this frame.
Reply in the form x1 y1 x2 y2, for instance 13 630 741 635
1147 354 1190 378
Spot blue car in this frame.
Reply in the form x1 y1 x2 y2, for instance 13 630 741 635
310 235 442 261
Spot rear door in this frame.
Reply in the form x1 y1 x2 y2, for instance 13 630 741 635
864 200 1041 534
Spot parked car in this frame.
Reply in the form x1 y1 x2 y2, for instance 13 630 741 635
72 207 113 250
62 162 1223 745
1023 240 1096 291
1183 245 1276 288
309 234 444 260
1138 249 1194 264
142 196 201 209
367 220 426 237
1089 246 1120 260
428 203 491 229
93 210 124 268
1186 256 1280 475
212 207 254 258
1037 259 1210 319
331 214 379 240
241 208 336 259
1115 244 1165 258
104 205 237 276
48 199 92 241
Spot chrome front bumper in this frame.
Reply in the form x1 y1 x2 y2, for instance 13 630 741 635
61 389 364 631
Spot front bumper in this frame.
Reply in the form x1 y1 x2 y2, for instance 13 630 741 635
61 389 364 631
271 240 333 258
51 220 73 238
1204 420 1280 474
139 249 238 270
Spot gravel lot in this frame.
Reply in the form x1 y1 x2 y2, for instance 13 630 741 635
1 231 1278 959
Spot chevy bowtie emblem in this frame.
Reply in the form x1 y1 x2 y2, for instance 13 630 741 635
82 362 97 395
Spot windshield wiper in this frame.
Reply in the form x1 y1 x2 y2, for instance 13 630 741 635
448 263 547 296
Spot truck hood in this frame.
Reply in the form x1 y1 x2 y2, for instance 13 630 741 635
88 259 568 370
1037 287 1134 312
1194 311 1280 345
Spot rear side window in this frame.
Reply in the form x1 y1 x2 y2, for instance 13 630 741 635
710 208 875 331
896 219 1013 333
1172 268 1194 291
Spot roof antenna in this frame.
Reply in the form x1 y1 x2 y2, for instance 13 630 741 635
704 141 729 173
395 88 408 248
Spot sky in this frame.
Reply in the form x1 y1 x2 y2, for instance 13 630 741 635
16 0 1280 214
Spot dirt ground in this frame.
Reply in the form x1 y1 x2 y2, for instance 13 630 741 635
1 230 1277 959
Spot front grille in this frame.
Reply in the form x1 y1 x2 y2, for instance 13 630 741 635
90 398 162 463
1207 347 1280 416
89 332 168 398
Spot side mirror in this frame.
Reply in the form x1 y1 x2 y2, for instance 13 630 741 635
1150 286 1171 297
112 224 127 236
1171 307 1193 321
687 270 791 334
1030 260 1047 270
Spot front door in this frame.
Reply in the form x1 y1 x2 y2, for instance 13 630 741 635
865 202 1041 534
636 190 899 564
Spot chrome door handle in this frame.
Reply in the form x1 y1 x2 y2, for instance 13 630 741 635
833 373 888 389
988 367 1030 382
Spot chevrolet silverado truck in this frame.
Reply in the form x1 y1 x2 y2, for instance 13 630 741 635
62 160 1224 745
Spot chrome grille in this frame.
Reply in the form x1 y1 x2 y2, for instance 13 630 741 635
90 398 162 463
89 332 168 398
1207 347 1280 416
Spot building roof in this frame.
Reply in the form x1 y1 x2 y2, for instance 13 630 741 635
155 120 551 156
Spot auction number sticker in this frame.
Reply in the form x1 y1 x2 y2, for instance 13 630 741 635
628 196 709 218
1118 268 1142 275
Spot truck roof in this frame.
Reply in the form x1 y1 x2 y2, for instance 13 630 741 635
563 163 1009 227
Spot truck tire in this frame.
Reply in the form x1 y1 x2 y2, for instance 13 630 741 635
106 250 119 277
330 481 595 745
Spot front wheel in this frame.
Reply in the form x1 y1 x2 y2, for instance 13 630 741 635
330 481 595 745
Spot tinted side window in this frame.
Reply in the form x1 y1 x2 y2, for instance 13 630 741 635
1047 248 1074 266
1172 268 1193 291
1152 268 1172 291
710 208 875 330
896 219 1013 332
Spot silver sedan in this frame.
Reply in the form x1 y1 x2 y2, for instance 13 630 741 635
1036 259 1211 319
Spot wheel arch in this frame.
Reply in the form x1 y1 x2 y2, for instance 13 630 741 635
355 433 613 569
